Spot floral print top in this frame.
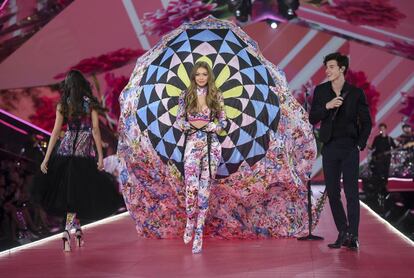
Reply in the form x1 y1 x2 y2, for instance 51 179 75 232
57 97 96 157
176 90 227 132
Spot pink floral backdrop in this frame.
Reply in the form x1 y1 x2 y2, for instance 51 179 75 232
0 48 144 153
399 88 414 127
323 0 405 28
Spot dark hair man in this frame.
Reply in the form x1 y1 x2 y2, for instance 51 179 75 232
309 52 372 250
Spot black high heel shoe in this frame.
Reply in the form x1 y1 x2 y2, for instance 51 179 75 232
75 229 84 247
62 230 71 252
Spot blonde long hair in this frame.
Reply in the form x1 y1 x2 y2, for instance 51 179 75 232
185 61 221 115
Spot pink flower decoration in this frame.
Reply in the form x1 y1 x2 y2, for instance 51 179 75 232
30 95 60 132
399 89 414 126
104 73 129 129
143 0 217 36
292 80 315 109
346 70 380 125
54 48 145 79
324 0 405 28
387 40 414 60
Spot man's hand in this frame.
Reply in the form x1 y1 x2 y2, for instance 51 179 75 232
326 96 344 110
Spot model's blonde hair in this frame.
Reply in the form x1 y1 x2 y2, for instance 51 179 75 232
185 61 221 115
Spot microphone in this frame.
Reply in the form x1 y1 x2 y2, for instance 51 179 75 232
332 90 349 120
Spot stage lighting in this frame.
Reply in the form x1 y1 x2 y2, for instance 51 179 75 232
266 19 279 29
277 0 300 20
227 0 252 23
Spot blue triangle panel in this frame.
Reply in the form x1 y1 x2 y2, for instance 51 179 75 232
251 100 266 118
163 127 176 144
170 147 182 161
177 40 191 52
254 66 269 84
246 140 266 159
136 107 148 126
237 128 254 146
155 140 167 158
148 100 160 117
190 30 223 41
226 148 243 164
156 66 168 81
170 31 189 46
224 31 242 46
240 68 255 83
266 103 279 125
143 84 154 103
148 120 161 138
255 120 269 138
237 49 252 66
146 65 158 82
160 48 175 65
256 84 269 100
217 164 229 176
218 40 234 54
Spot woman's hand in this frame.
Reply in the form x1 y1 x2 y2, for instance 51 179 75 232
205 122 218 133
40 159 48 174
97 157 104 171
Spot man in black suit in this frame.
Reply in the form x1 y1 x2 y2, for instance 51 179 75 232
309 52 372 250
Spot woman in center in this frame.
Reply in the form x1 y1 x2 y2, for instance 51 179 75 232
176 61 227 254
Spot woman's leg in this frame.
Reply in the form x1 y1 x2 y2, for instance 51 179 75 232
183 139 202 244
192 140 221 253
64 212 77 232
62 212 78 251
73 217 84 247
73 217 81 231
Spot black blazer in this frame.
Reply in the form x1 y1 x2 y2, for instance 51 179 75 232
309 81 372 150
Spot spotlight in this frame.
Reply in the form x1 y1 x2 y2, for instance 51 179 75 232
277 0 300 20
266 19 280 29
227 0 252 23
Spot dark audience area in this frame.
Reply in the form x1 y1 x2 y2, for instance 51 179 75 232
0 151 62 250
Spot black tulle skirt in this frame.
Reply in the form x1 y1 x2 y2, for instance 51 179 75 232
31 155 123 220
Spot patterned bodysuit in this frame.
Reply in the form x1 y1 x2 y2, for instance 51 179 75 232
176 87 227 253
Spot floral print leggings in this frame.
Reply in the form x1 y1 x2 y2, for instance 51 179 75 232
184 131 221 237
65 212 81 231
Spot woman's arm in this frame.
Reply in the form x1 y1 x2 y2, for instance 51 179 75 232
91 108 104 171
205 91 227 133
40 105 64 173
176 91 191 131
215 91 227 132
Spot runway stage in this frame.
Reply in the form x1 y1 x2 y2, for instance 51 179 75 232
1 202 413 278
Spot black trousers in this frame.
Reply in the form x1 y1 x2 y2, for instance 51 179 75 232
322 138 360 236
371 155 391 180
